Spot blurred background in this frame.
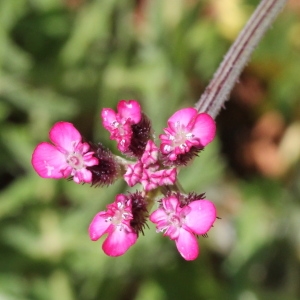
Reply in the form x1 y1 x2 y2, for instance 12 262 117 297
1 0 300 299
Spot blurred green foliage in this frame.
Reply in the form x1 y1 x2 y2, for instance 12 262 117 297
1 0 300 299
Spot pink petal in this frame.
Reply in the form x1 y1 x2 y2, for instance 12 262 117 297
101 108 117 130
140 174 157 191
184 200 217 235
83 153 99 167
117 100 141 124
165 225 180 240
141 140 158 165
162 196 179 213
191 113 216 147
124 162 143 187
151 168 177 186
73 169 93 184
175 229 199 261
49 122 82 152
115 133 132 152
143 181 158 191
168 108 198 128
31 142 68 179
88 212 111 241
149 208 168 225
102 228 137 256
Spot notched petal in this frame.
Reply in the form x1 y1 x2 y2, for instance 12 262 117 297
49 122 82 152
185 200 217 235
175 229 199 261
31 142 67 179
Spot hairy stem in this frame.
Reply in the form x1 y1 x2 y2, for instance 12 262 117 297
195 0 287 118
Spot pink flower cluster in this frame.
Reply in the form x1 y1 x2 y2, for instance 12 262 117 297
31 100 217 260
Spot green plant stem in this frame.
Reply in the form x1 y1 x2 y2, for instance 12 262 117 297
195 0 287 118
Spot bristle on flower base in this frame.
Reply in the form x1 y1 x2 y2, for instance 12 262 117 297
88 143 120 186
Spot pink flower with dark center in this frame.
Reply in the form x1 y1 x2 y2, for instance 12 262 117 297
89 194 137 256
101 100 142 152
159 108 216 161
149 195 216 260
32 122 98 184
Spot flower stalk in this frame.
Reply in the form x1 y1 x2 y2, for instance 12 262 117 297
195 0 287 118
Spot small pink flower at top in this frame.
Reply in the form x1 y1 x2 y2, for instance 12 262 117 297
101 100 142 152
159 108 216 161
31 122 98 184
149 195 216 260
89 194 137 256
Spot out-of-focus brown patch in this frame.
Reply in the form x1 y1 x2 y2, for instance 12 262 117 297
133 0 148 28
217 89 290 179
251 111 285 142
217 66 292 179
233 73 266 107
288 0 300 13
247 139 285 177
216 95 255 177
64 0 85 10
243 111 286 177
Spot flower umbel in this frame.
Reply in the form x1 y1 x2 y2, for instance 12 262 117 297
32 122 98 184
89 194 138 256
149 194 217 260
31 100 218 260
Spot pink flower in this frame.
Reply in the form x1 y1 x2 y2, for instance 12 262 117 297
159 108 216 161
31 122 98 184
140 168 177 191
124 162 143 187
149 195 216 260
149 168 177 186
140 140 159 165
89 194 137 256
124 140 177 191
101 100 142 152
